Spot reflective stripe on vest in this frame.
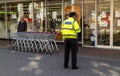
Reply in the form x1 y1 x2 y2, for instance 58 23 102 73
62 21 76 30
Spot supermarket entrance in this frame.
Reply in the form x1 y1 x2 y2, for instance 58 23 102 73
83 0 120 49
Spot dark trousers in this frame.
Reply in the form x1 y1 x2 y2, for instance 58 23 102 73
64 38 78 68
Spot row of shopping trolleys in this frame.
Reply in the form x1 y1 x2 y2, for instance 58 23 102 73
9 32 59 54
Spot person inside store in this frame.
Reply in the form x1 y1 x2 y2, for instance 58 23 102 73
78 16 88 41
61 12 81 70
56 15 62 27
17 16 27 32
49 18 56 33
80 16 90 40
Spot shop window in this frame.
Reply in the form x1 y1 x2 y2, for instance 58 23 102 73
113 0 120 46
46 0 62 33
97 0 110 45
33 0 45 32
6 1 33 38
0 3 6 38
83 0 95 46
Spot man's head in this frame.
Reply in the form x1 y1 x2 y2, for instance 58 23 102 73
20 16 24 21
69 12 77 20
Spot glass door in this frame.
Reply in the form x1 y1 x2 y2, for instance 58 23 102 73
97 0 110 46
113 0 120 46
83 0 95 46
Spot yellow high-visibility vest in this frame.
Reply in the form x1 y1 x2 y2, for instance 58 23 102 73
61 17 81 39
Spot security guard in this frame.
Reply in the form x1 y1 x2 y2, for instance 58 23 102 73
61 12 81 70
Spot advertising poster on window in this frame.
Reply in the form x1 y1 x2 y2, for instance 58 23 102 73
98 11 110 27
52 11 57 19
18 3 24 15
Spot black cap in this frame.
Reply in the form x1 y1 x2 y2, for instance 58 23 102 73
69 12 77 17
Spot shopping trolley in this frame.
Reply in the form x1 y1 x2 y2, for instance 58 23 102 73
9 33 17 50
9 32 59 54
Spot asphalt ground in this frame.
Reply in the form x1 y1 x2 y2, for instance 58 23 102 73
0 47 120 76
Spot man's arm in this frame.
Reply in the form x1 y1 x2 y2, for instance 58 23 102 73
24 21 27 31
74 21 81 33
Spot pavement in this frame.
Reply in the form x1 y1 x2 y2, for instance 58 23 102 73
0 47 120 76
1 39 120 59
57 43 120 59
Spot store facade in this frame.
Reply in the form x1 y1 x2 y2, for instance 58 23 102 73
0 0 120 49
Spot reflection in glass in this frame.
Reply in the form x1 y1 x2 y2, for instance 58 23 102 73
97 0 110 45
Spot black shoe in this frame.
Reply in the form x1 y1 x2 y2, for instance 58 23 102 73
72 67 79 70
64 64 68 69
64 66 68 69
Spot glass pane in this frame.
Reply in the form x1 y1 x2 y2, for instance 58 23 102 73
23 1 33 31
6 3 18 38
34 0 45 32
113 0 120 46
0 3 6 38
46 0 62 33
97 0 110 45
83 0 95 46
6 1 32 38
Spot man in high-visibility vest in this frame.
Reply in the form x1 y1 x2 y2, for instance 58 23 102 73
61 12 81 70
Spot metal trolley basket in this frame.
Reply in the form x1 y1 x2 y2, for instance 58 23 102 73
9 32 58 54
